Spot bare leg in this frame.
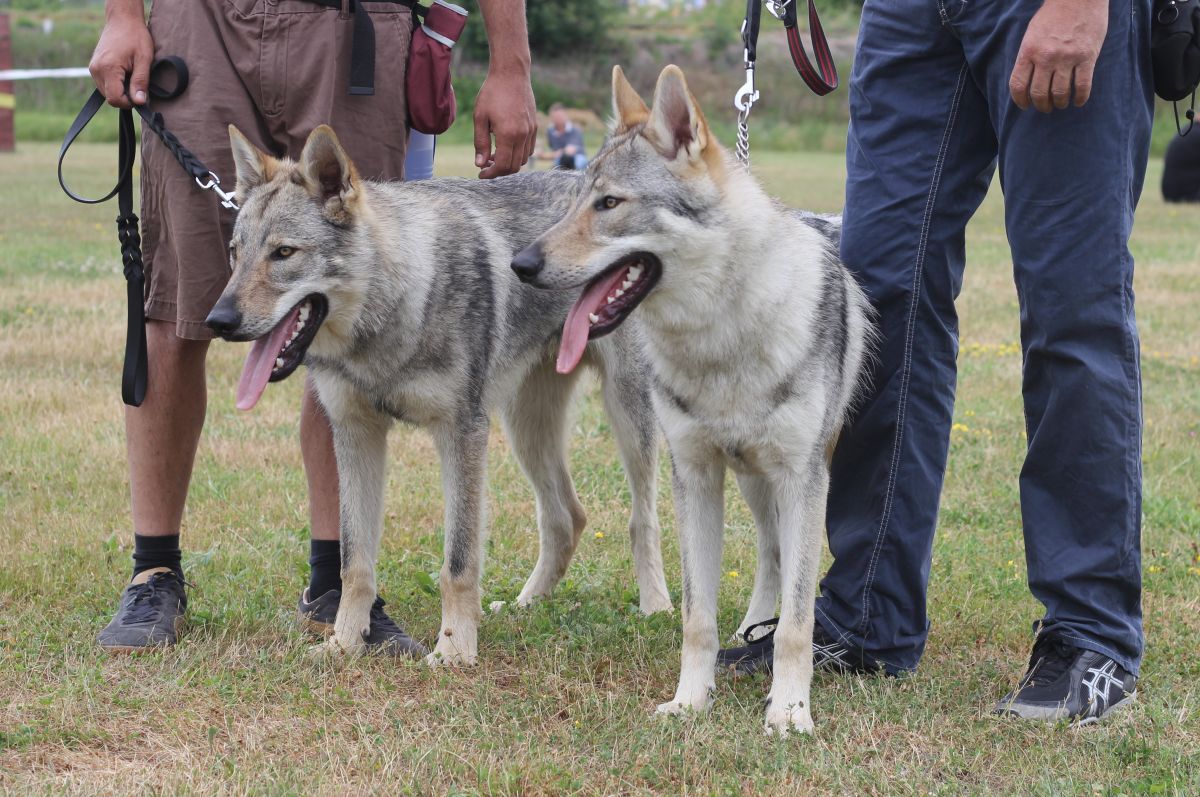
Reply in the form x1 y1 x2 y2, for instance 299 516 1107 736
125 320 209 538
301 376 340 541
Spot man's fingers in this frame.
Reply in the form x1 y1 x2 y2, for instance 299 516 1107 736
101 69 132 109
473 115 492 169
1073 61 1096 107
1051 68 1071 110
129 44 153 105
1009 53 1034 109
1028 63 1054 113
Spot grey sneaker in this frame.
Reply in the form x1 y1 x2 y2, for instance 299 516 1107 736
994 635 1137 724
297 588 429 658
97 568 187 652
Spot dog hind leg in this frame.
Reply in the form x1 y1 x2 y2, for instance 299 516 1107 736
502 359 588 607
597 353 672 615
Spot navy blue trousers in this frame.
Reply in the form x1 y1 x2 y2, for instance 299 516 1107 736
817 0 1152 675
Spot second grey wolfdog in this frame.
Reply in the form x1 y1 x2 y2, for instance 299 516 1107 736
512 66 873 734
205 125 672 665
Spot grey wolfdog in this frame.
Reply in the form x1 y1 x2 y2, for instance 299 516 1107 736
205 125 672 665
511 66 873 734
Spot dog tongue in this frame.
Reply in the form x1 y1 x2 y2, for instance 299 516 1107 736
236 306 300 411
556 266 629 374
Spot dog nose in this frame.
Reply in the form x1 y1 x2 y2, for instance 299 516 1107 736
511 243 544 283
205 298 242 337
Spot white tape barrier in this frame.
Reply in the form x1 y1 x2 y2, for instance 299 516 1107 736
0 67 91 81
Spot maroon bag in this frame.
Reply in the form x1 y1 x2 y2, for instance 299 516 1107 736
407 0 468 135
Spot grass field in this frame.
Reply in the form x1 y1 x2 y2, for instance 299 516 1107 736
1 141 1198 795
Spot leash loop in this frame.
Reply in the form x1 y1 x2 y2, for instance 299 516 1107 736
58 56 236 406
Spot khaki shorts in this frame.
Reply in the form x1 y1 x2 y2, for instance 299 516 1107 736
140 0 412 340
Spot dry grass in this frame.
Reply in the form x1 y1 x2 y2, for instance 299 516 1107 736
1 142 1198 795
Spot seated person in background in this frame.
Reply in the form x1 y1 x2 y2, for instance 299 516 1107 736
1162 128 1200 202
537 102 588 170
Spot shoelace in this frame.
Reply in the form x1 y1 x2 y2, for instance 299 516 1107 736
123 573 181 624
1022 635 1078 687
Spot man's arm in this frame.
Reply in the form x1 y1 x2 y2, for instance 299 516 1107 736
1009 0 1109 112
90 0 154 109
474 0 538 178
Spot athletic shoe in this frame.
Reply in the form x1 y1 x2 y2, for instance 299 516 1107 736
716 618 882 676
296 588 428 658
994 635 1137 724
97 568 187 652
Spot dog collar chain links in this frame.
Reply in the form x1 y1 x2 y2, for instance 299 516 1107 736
734 0 840 168
58 57 238 406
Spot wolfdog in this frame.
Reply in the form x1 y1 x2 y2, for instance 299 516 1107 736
205 125 673 665
511 66 873 734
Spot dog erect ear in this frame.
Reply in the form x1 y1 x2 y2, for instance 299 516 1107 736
228 125 275 197
645 65 711 164
611 65 649 132
299 125 362 225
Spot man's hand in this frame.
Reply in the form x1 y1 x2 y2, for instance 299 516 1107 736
474 69 537 178
89 0 154 109
474 0 537 178
1009 0 1109 112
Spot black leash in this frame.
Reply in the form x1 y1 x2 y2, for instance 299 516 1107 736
303 0 420 95
58 57 238 407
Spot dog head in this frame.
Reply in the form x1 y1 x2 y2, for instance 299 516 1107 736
206 124 370 410
510 65 731 374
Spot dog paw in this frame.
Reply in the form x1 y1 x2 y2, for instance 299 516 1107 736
639 594 674 616
426 635 478 667
763 701 814 737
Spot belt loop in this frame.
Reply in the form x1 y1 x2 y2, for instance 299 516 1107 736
341 0 351 17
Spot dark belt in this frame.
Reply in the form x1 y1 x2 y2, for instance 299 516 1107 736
303 0 419 95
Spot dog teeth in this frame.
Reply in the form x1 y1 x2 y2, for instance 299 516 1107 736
621 279 633 290
628 263 643 280
275 357 284 368
299 305 310 321
607 296 615 304
588 313 600 324
296 320 305 331
615 288 626 298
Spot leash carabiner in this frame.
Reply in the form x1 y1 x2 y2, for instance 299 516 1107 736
195 172 241 211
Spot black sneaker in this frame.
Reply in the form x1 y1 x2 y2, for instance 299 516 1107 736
297 589 429 658
716 619 881 676
97 569 187 652
994 635 1137 724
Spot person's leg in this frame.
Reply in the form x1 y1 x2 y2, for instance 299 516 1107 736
963 0 1152 677
302 379 341 601
815 0 998 673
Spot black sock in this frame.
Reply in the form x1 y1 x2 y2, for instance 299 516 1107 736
132 534 183 580
308 539 342 599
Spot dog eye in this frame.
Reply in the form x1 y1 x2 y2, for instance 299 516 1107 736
596 196 624 211
272 246 296 259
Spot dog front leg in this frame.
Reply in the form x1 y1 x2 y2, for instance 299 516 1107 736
327 398 391 655
763 469 826 736
656 454 725 716
427 415 489 666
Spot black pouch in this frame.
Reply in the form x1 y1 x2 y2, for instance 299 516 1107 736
1151 0 1200 104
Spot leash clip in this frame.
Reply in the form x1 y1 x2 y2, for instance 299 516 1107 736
734 63 759 112
765 0 792 19
195 172 240 212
